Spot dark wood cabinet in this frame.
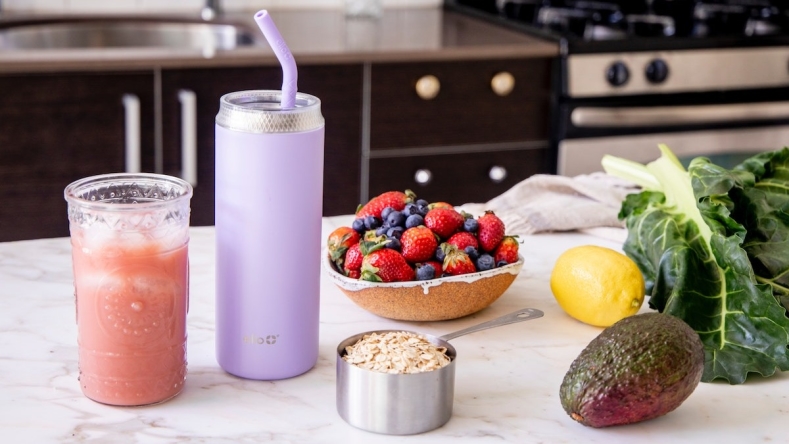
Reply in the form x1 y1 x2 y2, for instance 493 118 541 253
0 57 552 241
160 67 280 227
0 65 362 241
368 147 552 205
300 64 364 216
370 59 551 149
0 72 155 241
366 57 553 206
161 64 363 226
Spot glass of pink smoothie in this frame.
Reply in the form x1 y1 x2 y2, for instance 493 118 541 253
64 173 192 406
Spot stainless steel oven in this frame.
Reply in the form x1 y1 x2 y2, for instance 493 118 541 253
446 0 789 175
557 46 789 175
558 119 789 175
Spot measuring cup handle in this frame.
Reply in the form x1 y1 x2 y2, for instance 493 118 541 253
438 308 544 342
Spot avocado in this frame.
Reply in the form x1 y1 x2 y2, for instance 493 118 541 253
559 312 704 428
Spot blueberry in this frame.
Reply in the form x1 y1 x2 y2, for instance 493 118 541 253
375 226 388 236
403 203 419 216
405 214 424 229
352 218 366 233
435 246 446 263
463 218 479 233
415 263 436 281
386 210 405 228
416 199 429 207
386 237 401 250
387 226 404 239
364 215 382 230
464 246 479 261
496 260 509 267
476 254 494 271
417 204 429 216
381 206 395 220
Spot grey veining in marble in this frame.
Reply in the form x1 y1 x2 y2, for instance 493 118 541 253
0 218 787 443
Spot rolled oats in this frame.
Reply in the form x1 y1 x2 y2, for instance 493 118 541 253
343 331 451 374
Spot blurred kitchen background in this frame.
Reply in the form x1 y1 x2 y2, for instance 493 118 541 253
3 0 789 241
2 0 440 14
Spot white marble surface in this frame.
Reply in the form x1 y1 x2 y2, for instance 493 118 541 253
1 216 787 443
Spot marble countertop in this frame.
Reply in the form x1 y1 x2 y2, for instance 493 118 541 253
0 8 558 74
2 215 786 443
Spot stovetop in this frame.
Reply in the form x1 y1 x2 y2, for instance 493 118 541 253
446 0 789 53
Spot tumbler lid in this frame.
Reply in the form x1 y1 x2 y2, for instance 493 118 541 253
216 90 324 134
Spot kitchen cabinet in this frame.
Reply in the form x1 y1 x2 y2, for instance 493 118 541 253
369 149 553 205
366 58 554 205
0 58 551 241
0 65 361 241
160 64 363 227
0 72 155 242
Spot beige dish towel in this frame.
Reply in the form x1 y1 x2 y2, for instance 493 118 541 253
458 173 640 238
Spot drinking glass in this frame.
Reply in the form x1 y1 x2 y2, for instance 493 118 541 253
64 173 192 406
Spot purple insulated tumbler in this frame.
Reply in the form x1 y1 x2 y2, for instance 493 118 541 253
215 92 324 379
215 10 324 380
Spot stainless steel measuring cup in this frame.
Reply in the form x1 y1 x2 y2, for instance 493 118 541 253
336 307 544 435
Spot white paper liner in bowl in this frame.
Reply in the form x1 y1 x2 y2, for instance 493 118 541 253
322 250 524 296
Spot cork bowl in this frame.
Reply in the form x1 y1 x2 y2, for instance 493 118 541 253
323 254 524 321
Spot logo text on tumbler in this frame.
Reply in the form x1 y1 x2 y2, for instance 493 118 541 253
243 334 279 345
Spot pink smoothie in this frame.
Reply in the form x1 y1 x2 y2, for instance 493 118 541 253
71 229 189 406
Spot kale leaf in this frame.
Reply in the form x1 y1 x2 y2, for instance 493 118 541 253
730 149 789 307
606 145 789 384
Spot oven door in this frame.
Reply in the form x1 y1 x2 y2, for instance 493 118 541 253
557 101 789 176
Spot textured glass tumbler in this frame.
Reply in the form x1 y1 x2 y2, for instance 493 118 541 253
64 173 193 406
215 90 324 380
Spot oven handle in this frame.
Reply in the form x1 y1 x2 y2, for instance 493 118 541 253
571 101 789 128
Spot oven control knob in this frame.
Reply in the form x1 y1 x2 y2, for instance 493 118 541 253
645 59 669 84
606 61 630 87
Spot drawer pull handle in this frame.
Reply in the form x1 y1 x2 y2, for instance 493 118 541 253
415 75 440 100
414 168 433 185
491 71 515 97
122 94 141 174
489 165 507 183
178 89 198 186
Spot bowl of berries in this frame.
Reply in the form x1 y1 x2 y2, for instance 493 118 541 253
324 190 523 322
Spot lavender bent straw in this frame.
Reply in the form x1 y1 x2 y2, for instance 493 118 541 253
254 10 297 109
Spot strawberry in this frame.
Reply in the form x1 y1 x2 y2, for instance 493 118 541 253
477 211 506 252
347 270 361 279
356 190 416 219
441 244 476 276
447 231 478 251
361 249 415 282
424 208 464 239
327 226 361 269
494 236 520 265
343 243 364 277
428 202 454 210
400 226 438 264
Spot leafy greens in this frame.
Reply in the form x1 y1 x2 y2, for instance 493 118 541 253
602 145 789 384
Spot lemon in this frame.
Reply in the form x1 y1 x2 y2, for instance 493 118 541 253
550 245 645 327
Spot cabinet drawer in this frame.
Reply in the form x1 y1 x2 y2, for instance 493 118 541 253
368 148 553 206
369 58 551 150
0 72 155 241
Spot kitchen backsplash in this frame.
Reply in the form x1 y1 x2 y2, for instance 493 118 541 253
4 0 441 13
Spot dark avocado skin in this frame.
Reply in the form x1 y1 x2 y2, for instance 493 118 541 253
560 312 704 428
